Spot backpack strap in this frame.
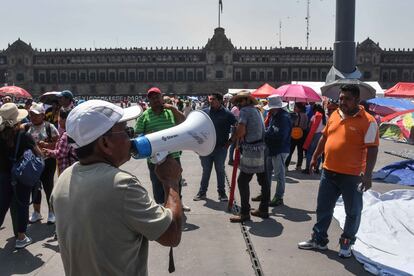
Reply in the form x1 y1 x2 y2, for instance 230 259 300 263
13 131 22 162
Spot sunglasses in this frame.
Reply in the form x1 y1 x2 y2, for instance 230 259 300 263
106 127 135 139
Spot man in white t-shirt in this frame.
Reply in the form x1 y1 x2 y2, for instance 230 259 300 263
51 100 183 276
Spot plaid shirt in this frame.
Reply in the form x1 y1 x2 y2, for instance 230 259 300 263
47 132 77 175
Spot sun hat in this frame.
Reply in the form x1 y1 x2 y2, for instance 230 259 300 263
66 100 143 148
230 90 259 105
29 102 46 114
263 95 288 110
0 103 28 126
147 87 162 96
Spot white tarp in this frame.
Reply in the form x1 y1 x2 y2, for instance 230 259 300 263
334 190 414 276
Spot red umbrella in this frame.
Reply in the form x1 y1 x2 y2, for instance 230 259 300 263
251 83 278 98
275 84 322 102
0 86 32 99
384 82 414 98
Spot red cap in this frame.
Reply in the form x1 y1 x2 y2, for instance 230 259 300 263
147 87 161 96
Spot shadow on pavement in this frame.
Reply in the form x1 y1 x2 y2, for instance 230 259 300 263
0 238 45 276
246 218 283 238
271 205 315 222
317 249 369 275
203 198 230 212
27 222 55 244
287 171 321 181
182 214 200 232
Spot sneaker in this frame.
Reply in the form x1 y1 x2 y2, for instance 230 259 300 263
218 192 228 202
338 237 352 258
298 236 328 251
182 203 191 212
29 212 43 223
15 236 33 249
269 196 284 207
47 212 56 224
251 194 262 202
193 192 206 201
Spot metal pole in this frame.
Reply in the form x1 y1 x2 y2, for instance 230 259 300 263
334 0 356 74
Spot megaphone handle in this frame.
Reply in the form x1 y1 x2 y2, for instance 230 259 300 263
150 151 169 164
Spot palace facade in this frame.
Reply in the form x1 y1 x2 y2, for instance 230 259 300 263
1 28 414 97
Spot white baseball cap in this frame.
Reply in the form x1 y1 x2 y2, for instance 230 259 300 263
66 100 142 148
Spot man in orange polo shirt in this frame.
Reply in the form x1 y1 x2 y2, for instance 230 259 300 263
298 84 379 258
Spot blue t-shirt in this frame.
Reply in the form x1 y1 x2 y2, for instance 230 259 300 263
202 106 237 148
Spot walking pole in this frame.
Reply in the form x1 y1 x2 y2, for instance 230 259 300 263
228 140 240 211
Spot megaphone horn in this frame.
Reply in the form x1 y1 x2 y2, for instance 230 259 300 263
131 110 216 162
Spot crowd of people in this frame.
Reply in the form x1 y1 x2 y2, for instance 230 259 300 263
0 84 379 274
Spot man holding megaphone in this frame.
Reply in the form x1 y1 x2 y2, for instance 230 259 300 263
134 87 188 208
51 100 183 276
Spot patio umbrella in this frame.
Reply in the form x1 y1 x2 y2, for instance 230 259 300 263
0 86 32 99
251 83 278 98
39 91 61 105
275 84 322 102
321 79 376 101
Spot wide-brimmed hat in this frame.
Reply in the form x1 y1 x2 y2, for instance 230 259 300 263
230 90 258 105
57 90 74 99
0 103 28 125
263 95 288 110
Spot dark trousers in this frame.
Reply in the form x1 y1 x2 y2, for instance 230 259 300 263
0 172 32 235
313 169 363 245
148 158 182 204
238 171 270 216
32 158 56 209
285 136 306 168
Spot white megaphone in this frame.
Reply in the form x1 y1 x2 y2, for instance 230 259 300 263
130 110 216 163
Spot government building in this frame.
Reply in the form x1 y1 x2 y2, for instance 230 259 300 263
1 28 414 97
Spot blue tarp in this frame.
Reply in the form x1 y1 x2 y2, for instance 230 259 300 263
373 160 414 186
367 98 414 110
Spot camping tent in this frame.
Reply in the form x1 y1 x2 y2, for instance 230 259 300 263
366 98 414 116
379 109 414 143
385 82 414 98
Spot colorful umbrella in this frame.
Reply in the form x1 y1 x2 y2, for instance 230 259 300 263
251 83 278 98
275 84 322 102
321 79 376 101
0 86 32 99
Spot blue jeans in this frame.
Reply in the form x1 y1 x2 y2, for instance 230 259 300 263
0 172 31 236
228 143 235 162
199 146 228 194
267 153 288 198
148 158 182 204
306 132 322 169
313 169 363 245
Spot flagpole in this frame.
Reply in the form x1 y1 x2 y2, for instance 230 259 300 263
218 1 221 27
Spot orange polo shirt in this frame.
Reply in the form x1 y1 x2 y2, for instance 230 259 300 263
323 106 379 176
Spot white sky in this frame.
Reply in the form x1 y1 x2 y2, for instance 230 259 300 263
1 0 413 51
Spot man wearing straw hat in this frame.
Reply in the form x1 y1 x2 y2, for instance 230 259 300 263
229 91 270 222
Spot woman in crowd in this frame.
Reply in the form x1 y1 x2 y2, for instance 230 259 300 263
285 103 308 171
0 103 40 249
43 109 77 175
303 104 326 174
27 103 59 224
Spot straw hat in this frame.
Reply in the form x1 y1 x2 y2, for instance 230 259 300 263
230 90 258 105
0 103 28 126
